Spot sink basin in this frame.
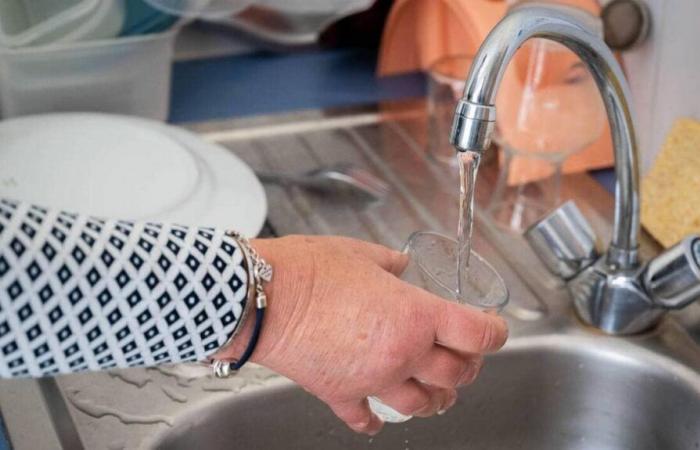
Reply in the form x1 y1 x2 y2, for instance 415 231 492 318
151 335 700 450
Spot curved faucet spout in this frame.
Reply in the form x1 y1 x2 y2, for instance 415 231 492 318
450 4 640 269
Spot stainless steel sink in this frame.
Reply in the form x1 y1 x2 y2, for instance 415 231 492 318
150 334 700 450
1 102 699 449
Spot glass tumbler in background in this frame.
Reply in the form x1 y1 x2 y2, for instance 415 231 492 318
369 231 509 423
487 37 606 233
426 55 473 166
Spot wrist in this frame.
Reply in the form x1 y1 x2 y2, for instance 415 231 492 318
213 238 278 364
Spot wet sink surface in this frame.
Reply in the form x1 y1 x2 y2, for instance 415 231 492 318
152 335 700 450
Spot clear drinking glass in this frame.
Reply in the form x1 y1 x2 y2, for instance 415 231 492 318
487 36 606 233
369 231 509 423
427 55 473 166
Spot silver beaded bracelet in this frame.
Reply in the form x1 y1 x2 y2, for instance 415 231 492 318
209 231 273 378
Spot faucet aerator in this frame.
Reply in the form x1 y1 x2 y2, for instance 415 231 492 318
450 100 496 153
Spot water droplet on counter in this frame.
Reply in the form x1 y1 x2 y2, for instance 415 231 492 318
67 392 174 427
200 377 246 393
150 365 202 387
160 385 188 403
170 363 212 378
108 370 152 388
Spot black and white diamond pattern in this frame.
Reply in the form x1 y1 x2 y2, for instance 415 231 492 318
0 199 248 378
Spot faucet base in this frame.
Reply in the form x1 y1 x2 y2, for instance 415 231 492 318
568 257 665 334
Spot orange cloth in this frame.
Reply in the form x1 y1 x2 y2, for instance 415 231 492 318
377 0 613 184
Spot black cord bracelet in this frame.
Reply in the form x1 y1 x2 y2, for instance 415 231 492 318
229 306 265 371
211 231 272 378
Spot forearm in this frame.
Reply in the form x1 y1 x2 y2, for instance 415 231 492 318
0 198 249 377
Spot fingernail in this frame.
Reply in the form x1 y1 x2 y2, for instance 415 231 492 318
438 392 457 415
459 360 481 385
351 421 369 430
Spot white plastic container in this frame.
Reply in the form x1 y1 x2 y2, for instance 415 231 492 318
0 0 98 47
0 30 176 120
53 0 125 45
0 0 125 48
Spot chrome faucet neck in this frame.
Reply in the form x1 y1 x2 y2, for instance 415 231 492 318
455 5 700 335
450 4 640 269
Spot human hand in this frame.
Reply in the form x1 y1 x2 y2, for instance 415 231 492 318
219 235 508 435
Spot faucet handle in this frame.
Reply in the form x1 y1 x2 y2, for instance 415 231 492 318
644 236 700 309
524 201 599 280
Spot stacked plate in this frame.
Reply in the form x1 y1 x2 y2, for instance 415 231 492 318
0 113 267 236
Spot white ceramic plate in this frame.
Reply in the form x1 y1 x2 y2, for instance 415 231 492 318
0 113 267 236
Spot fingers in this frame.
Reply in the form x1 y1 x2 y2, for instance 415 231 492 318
374 379 453 418
349 239 408 276
413 347 483 389
330 399 383 435
415 384 458 418
457 355 484 385
433 300 508 354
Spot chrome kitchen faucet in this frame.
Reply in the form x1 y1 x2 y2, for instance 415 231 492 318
450 4 700 334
